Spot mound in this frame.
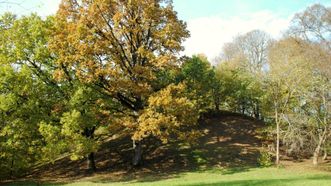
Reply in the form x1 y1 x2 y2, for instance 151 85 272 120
22 112 266 183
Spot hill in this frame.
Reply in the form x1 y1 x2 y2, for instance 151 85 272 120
3 112 331 185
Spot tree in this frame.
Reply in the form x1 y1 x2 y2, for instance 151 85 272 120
39 85 116 171
50 0 192 166
0 65 46 177
266 37 331 165
0 12 110 173
266 38 312 165
284 4 331 165
298 43 331 165
288 4 331 50
215 56 265 119
217 30 271 118
0 13 58 177
178 55 220 112
221 30 272 74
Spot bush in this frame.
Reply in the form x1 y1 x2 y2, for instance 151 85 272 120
258 149 273 167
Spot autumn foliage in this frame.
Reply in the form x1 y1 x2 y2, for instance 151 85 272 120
0 1 330 179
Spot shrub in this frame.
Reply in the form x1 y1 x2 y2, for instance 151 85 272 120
258 149 273 167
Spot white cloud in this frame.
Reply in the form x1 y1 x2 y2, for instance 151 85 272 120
38 0 61 17
182 11 292 62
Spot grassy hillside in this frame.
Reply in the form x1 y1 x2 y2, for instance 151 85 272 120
2 112 331 186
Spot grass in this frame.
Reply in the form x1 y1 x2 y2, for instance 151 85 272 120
6 166 331 186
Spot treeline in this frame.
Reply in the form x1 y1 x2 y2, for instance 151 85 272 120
214 4 331 166
0 0 330 178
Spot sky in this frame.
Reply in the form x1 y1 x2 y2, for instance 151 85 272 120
1 0 330 62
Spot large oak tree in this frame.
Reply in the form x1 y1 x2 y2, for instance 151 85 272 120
50 0 195 166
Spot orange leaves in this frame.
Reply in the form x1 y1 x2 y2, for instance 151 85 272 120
50 0 194 143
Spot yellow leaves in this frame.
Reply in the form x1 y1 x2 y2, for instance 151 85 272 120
137 46 155 61
53 69 65 81
133 83 199 142
112 12 123 27
153 54 177 68
50 0 194 145
51 0 188 85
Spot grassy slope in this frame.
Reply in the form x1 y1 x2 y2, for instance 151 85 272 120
3 112 331 186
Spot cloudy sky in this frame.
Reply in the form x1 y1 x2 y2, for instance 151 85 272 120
1 0 330 61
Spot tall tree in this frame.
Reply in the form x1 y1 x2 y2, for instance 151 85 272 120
50 0 193 166
284 4 331 165
266 37 331 165
266 38 309 165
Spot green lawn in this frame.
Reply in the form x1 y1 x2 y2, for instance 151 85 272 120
7 166 331 186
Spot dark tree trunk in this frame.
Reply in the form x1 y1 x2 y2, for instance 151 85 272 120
215 101 219 111
10 158 14 178
213 94 220 111
87 152 96 171
83 126 96 171
254 102 260 119
132 140 143 166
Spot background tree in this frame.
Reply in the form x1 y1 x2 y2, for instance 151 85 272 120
288 4 331 50
177 55 220 112
279 3 331 165
221 29 272 74
216 30 270 118
265 37 330 165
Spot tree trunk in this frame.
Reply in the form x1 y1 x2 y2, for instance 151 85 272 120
215 101 219 111
275 108 280 166
313 145 321 166
10 157 14 178
87 152 96 171
254 102 260 119
132 140 143 166
213 93 220 111
83 127 96 171
313 129 327 166
322 147 327 161
241 103 245 115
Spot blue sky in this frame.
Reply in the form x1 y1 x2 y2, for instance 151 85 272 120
1 0 330 61
173 0 331 20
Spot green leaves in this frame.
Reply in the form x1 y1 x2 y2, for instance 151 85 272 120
178 55 218 112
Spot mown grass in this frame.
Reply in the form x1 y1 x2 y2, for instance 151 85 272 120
7 166 331 186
